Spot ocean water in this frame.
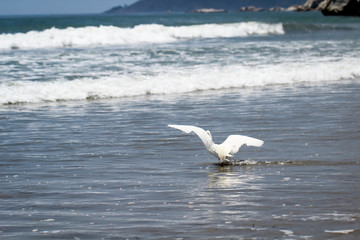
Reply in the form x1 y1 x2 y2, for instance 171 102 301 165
1 12 360 239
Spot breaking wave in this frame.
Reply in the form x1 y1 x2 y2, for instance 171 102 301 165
1 58 359 105
0 22 284 50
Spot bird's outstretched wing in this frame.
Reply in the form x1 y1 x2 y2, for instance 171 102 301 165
168 125 214 151
220 135 263 155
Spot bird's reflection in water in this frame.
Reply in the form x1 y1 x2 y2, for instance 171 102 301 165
193 164 266 224
208 164 264 190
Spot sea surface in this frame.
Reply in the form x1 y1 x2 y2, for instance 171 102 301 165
1 12 360 239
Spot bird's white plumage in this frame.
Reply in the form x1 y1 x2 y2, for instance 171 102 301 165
168 124 263 162
220 135 264 155
168 125 213 151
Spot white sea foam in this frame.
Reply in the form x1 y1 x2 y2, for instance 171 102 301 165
0 22 284 50
1 58 359 105
304 212 356 222
325 229 355 234
280 229 295 237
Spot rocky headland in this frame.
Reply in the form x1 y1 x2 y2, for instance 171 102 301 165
104 0 304 14
105 0 360 16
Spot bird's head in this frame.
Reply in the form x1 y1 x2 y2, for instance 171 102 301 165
206 130 212 140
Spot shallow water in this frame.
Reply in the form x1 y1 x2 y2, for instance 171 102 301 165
1 82 359 239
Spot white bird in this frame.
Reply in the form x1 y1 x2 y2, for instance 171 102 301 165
168 124 263 163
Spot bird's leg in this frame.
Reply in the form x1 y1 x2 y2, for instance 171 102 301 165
218 154 233 165
219 158 232 166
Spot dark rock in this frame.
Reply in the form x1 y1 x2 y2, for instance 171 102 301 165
304 0 324 9
193 8 227 13
320 0 360 16
287 0 324 11
287 5 311 11
239 6 265 12
269 7 286 11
